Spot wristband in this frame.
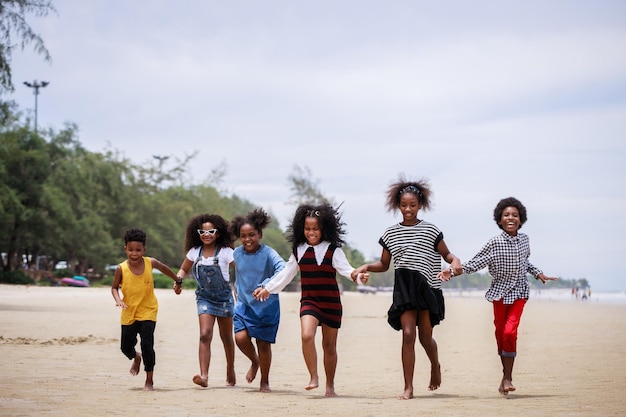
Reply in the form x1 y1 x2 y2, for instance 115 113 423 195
449 268 455 278
175 279 183 285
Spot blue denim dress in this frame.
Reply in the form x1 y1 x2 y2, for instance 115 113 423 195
192 247 234 317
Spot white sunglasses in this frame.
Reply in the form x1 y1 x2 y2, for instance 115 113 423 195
197 229 218 236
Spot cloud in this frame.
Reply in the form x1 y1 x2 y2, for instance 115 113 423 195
8 0 626 291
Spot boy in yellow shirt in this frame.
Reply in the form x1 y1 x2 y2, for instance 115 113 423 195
111 228 182 391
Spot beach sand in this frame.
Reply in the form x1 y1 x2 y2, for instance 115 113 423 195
1 284 624 416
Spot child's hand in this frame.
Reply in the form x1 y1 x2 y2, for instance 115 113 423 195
115 301 127 309
253 287 270 302
173 281 182 294
537 273 558 284
351 267 368 283
438 269 452 281
354 272 370 285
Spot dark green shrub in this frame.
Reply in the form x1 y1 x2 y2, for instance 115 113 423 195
53 269 73 278
100 276 114 286
0 271 35 285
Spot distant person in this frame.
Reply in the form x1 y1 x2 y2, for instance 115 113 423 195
439 197 558 395
253 203 369 397
353 177 461 400
110 228 182 391
177 214 236 388
229 209 286 392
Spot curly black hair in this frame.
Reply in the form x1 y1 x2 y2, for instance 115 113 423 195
493 197 528 230
124 228 146 246
229 208 271 238
384 176 433 212
285 203 346 253
183 213 234 252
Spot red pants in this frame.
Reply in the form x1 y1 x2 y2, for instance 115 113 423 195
492 298 526 357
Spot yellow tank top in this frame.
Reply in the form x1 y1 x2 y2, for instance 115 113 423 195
119 257 158 325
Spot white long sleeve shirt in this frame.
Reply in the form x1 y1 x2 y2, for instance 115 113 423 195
263 241 355 294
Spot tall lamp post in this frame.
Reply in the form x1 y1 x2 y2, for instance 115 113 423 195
23 80 49 133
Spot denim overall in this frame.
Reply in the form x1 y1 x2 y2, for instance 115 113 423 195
192 247 234 317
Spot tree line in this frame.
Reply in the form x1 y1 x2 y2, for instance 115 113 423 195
0 101 369 289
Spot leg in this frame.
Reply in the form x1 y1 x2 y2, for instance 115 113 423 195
217 316 236 386
120 323 141 375
320 323 339 397
256 339 272 392
138 321 156 391
501 299 526 393
193 314 216 387
501 356 516 393
493 300 508 393
301 315 320 391
417 309 441 391
398 309 418 400
235 329 259 384
120 322 141 376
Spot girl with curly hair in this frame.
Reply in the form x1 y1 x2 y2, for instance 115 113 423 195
176 213 236 388
353 177 461 400
253 203 368 397
439 197 557 395
229 208 286 393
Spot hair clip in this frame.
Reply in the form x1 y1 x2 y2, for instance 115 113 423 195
306 210 321 217
399 185 421 197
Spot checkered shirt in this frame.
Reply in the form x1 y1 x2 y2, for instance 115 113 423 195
462 232 543 304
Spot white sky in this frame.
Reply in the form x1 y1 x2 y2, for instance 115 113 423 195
8 1 626 291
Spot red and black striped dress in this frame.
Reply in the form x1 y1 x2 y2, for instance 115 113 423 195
298 245 342 328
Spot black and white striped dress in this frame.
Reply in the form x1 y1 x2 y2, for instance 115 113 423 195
379 221 445 330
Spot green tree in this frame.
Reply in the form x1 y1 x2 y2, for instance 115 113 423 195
0 0 55 94
287 165 334 206
0 117 51 271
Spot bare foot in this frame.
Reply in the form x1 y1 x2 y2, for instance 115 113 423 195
325 385 337 397
428 363 441 391
246 363 259 384
398 388 414 400
498 380 506 395
130 353 141 376
305 377 319 391
502 378 516 393
259 382 271 393
193 374 208 388
226 367 236 386
143 382 154 391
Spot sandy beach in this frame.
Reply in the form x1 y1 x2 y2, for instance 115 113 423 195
1 284 624 417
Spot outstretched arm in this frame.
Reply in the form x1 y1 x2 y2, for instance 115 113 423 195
536 273 558 284
333 248 370 285
151 258 182 294
351 248 391 281
437 239 462 277
254 254 298 301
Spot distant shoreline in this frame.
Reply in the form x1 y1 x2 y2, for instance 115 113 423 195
443 287 626 304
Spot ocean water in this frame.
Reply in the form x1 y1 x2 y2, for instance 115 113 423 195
443 288 626 305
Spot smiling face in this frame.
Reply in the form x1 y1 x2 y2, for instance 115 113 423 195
124 241 146 266
500 206 521 236
304 216 322 246
398 192 422 225
239 223 261 253
198 221 218 247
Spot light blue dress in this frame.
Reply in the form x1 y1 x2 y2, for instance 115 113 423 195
233 244 285 343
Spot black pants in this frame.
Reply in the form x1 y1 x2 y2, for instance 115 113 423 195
121 320 156 372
